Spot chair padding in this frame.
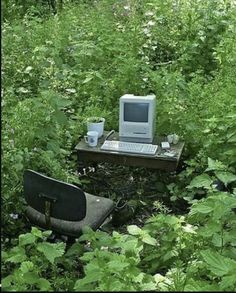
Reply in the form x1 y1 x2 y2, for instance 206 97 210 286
26 192 115 237
24 170 86 221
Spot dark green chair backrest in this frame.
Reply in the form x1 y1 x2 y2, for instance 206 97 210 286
24 169 86 221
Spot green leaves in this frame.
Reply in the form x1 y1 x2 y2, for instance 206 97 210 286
19 233 36 246
36 242 66 264
2 1 236 292
127 225 157 246
107 260 129 271
19 261 34 274
127 225 142 235
205 157 226 172
215 171 236 186
190 202 214 215
188 174 213 189
201 250 236 277
4 246 27 263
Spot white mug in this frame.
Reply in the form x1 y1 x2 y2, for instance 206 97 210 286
167 134 174 144
84 131 98 147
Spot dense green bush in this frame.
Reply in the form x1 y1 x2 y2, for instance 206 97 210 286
2 0 236 291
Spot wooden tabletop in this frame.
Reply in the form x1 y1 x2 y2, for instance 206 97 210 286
75 131 185 171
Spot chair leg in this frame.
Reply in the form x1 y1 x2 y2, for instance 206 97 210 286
98 215 113 232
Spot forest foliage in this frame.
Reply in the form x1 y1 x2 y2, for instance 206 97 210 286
2 0 236 291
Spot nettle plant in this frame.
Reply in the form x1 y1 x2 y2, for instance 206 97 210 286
184 191 236 291
140 190 236 291
74 226 158 291
167 156 236 204
1 227 79 292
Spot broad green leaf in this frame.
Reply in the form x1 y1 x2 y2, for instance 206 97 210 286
201 250 236 276
140 281 157 291
185 278 220 291
6 246 26 263
80 252 95 262
107 260 129 271
141 233 157 246
188 174 212 189
19 233 36 246
65 242 84 257
2 275 14 290
127 225 142 235
31 227 43 238
133 272 144 283
37 278 52 291
190 202 213 214
120 239 139 252
205 158 226 172
20 261 34 273
211 233 222 247
74 270 103 288
24 272 39 285
197 221 221 237
36 242 65 264
56 97 72 108
42 230 52 238
215 171 236 186
220 275 236 290
54 110 67 125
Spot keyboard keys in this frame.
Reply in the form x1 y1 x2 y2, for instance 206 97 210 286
100 140 158 155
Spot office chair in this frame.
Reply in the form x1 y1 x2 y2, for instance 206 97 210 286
23 169 115 241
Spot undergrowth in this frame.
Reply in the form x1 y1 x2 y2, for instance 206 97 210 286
2 0 236 291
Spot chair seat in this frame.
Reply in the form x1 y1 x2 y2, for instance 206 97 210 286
26 192 115 237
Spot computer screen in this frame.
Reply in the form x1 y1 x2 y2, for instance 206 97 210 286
124 103 149 122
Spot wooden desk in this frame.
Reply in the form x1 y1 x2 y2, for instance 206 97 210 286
75 131 185 172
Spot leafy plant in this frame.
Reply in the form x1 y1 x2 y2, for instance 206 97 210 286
87 117 104 123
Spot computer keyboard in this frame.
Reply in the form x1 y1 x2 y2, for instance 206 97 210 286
101 140 158 155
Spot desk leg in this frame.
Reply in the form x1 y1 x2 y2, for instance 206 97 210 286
77 160 87 173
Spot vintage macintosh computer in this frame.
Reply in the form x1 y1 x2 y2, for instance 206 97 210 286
101 94 160 155
119 94 156 143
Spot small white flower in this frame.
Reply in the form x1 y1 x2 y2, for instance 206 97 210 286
129 176 134 182
124 5 130 10
143 28 150 34
147 20 156 26
101 246 108 251
145 11 154 17
10 213 19 220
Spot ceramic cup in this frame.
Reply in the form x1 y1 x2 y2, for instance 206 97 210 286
167 134 174 144
84 131 98 147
